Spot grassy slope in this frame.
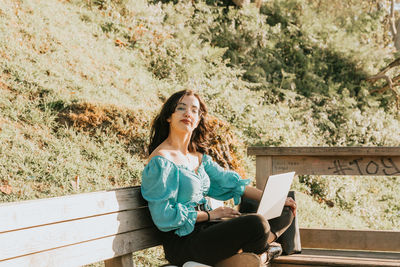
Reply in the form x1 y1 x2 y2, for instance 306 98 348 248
0 0 399 265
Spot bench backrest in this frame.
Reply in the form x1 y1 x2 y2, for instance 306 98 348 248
248 147 400 253
0 186 160 267
248 147 400 185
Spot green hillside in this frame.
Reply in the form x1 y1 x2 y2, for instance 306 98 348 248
1 0 399 265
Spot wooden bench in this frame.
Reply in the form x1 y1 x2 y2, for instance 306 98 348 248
248 147 400 267
2 147 399 267
0 186 161 267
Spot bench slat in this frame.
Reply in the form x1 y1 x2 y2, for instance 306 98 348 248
0 186 146 233
248 147 400 156
0 227 161 267
269 155 400 176
300 228 400 252
272 249 400 267
0 208 154 261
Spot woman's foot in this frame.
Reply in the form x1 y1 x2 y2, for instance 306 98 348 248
260 243 282 264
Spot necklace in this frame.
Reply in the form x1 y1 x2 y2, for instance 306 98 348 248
184 153 192 167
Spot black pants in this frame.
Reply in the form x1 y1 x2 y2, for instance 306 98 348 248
161 198 294 266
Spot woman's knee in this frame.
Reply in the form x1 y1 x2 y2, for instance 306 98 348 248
240 214 271 254
244 214 270 234
281 207 295 227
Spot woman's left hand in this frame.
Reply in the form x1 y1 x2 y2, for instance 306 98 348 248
285 197 297 216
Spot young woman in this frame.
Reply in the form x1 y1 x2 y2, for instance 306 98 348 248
141 90 297 266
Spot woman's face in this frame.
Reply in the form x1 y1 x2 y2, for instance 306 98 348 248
167 94 201 134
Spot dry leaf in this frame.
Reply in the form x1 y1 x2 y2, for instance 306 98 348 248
0 184 12 195
115 39 126 47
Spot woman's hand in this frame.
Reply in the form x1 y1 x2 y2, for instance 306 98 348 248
209 206 241 220
285 197 297 216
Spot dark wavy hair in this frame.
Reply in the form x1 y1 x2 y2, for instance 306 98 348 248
148 90 209 155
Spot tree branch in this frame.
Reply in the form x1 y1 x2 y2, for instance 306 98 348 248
390 0 397 37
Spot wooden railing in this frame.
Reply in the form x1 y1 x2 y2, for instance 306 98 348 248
248 147 400 266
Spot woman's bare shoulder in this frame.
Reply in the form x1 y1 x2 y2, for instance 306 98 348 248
147 147 174 164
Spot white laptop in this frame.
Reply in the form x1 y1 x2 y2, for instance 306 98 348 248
209 172 295 221
257 171 295 220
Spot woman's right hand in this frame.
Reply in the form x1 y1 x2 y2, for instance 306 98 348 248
209 206 241 220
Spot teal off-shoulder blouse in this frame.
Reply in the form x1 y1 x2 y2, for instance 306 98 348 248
141 154 250 237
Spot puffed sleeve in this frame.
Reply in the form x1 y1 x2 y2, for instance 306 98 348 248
203 154 251 205
141 157 197 237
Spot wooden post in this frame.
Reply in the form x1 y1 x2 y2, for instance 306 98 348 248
255 156 272 190
105 253 134 267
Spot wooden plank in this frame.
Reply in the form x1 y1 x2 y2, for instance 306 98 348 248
300 228 400 252
272 257 400 266
270 156 400 176
296 249 400 260
0 228 161 267
272 249 400 267
0 186 146 233
0 208 154 261
248 147 400 156
105 254 134 267
256 156 272 190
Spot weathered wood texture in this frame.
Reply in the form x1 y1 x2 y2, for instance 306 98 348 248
300 228 400 252
0 186 147 233
272 249 400 267
269 155 400 176
105 253 135 267
0 228 160 267
248 147 400 156
0 186 161 267
249 147 400 176
255 156 272 190
249 146 400 266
